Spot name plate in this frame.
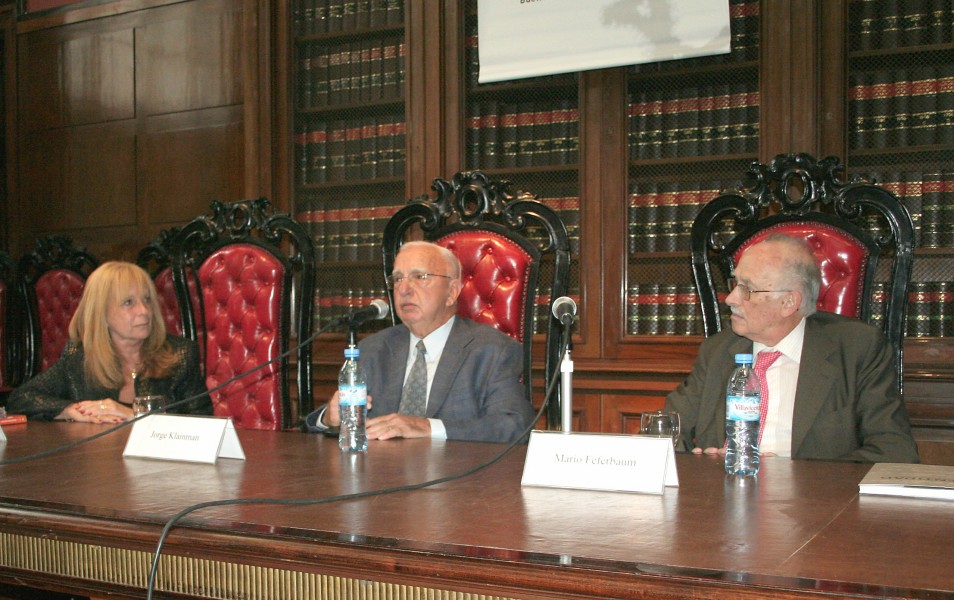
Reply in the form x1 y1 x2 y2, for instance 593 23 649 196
123 415 246 464
521 430 678 494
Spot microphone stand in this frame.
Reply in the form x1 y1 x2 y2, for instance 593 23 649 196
560 320 574 433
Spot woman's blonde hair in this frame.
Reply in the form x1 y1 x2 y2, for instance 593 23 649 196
69 261 175 389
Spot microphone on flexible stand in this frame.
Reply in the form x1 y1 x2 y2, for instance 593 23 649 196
551 296 577 433
346 299 390 347
551 296 577 327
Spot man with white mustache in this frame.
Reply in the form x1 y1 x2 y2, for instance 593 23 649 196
664 233 918 462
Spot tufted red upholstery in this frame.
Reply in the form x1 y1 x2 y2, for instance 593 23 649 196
198 244 284 430
35 269 86 372
154 268 183 335
438 231 533 343
735 223 870 318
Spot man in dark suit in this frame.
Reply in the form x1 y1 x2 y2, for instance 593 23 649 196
307 241 534 443
665 234 918 462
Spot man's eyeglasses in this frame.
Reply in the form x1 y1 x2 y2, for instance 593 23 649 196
727 278 791 301
385 272 454 289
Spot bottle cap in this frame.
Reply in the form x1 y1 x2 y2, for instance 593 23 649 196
344 347 359 359
734 353 753 364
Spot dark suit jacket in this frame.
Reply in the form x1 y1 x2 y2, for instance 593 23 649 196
7 335 211 420
665 311 919 462
310 317 533 443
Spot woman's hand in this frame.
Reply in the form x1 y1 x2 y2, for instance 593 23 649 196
60 399 133 424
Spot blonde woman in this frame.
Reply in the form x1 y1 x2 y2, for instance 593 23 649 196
8 262 210 422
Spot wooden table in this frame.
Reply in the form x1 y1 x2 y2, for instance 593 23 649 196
0 422 951 599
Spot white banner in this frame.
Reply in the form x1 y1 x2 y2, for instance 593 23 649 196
477 0 731 83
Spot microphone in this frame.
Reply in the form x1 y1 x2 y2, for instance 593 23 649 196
551 296 577 327
348 299 390 327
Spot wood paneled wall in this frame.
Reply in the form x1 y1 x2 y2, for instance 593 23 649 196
9 0 263 262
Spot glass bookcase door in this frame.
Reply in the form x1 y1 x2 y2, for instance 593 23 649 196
290 0 407 334
461 0 582 335
846 0 954 340
625 0 760 338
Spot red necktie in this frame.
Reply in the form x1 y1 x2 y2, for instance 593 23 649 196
754 350 782 445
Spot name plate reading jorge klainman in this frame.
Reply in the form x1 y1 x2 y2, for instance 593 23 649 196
123 414 245 464
521 430 678 494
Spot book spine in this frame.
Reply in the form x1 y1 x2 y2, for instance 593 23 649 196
532 106 553 166
499 103 518 168
344 123 361 179
307 123 328 184
369 0 386 27
899 170 922 247
938 64 954 146
360 117 378 180
563 101 579 164
908 281 932 337
465 104 481 169
922 171 942 247
627 284 640 335
392 119 406 177
480 100 500 169
295 128 309 186
355 0 370 29
341 0 356 30
368 40 383 101
376 119 394 177
386 0 403 25
327 0 343 33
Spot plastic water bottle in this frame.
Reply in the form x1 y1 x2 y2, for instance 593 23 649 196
725 353 760 476
338 347 368 453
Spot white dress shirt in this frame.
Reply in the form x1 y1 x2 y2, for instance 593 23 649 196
751 316 806 457
404 315 456 439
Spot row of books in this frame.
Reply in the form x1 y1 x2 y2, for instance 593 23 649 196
626 281 954 338
866 169 954 248
294 115 406 184
297 191 582 262
628 85 760 160
296 198 402 262
292 0 403 37
850 0 953 51
312 287 558 335
849 66 954 149
296 37 405 109
871 282 954 338
465 100 579 170
627 284 708 336
628 180 740 254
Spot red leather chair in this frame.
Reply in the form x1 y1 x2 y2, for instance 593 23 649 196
170 199 316 431
383 171 572 428
137 228 206 367
690 153 915 392
18 236 99 380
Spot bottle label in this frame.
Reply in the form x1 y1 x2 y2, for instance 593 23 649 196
339 384 368 407
726 394 760 421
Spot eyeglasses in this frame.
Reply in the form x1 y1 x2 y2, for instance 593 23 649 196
727 278 791 301
385 272 454 289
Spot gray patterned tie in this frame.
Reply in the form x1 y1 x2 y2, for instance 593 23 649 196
399 340 427 417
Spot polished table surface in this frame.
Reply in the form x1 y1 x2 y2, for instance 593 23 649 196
0 422 952 599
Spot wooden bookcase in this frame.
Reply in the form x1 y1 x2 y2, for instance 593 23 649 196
284 0 954 452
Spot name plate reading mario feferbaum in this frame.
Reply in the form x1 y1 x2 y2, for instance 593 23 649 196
521 430 678 494
123 415 246 464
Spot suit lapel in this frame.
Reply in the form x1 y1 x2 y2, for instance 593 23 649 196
425 319 472 417
790 316 838 454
